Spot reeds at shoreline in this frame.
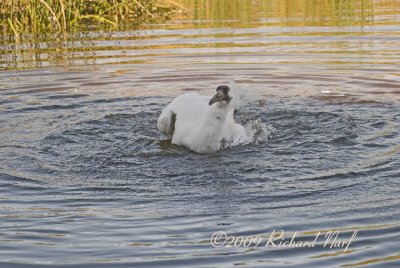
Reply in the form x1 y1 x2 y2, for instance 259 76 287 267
0 0 179 42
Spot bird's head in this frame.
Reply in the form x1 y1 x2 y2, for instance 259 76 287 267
208 85 232 106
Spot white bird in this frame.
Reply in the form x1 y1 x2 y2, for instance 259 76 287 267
157 85 252 153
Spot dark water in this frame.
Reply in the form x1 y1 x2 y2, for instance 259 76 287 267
1 1 400 267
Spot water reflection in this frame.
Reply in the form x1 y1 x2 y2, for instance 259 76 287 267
182 0 400 24
177 0 378 27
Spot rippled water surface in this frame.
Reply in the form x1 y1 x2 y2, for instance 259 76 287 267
1 1 400 267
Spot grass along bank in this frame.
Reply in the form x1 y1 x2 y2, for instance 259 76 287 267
0 0 184 42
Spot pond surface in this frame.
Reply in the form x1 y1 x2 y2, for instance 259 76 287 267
1 1 400 267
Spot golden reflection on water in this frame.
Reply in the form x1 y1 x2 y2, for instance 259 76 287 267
342 253 400 267
175 0 400 27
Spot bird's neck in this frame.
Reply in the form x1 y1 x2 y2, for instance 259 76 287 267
208 103 229 122
192 103 232 152
202 104 230 137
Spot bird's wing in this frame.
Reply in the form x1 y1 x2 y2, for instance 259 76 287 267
157 93 207 137
157 106 176 137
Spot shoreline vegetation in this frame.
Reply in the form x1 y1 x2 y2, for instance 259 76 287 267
1 0 399 69
1 0 399 44
0 0 186 42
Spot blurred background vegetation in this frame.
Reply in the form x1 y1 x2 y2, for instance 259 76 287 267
1 0 399 43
